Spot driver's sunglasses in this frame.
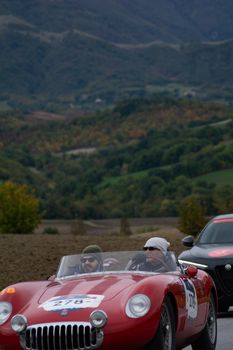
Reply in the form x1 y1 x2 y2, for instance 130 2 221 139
81 257 96 263
143 247 157 251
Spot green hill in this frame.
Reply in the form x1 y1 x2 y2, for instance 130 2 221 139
1 97 233 219
194 168 233 186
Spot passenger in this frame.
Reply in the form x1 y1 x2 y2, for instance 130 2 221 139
79 244 103 273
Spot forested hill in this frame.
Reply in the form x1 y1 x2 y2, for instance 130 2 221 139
1 97 233 219
2 0 233 110
2 0 233 43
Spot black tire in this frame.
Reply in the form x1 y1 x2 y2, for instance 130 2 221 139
144 296 176 350
191 293 217 350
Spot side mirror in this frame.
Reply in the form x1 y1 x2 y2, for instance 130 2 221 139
182 235 194 247
185 265 198 278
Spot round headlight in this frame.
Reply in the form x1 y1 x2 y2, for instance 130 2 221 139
90 310 107 328
11 315 27 333
0 302 12 325
126 294 151 318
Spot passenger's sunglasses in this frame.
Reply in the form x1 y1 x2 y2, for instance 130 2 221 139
143 247 158 251
81 257 96 263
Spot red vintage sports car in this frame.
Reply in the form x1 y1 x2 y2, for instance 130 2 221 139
0 250 217 350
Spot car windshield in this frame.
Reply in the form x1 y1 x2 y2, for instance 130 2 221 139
56 250 178 279
198 220 233 244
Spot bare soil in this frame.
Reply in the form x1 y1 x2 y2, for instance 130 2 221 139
0 218 185 290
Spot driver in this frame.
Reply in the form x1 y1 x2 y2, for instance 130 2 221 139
79 245 103 273
129 237 175 272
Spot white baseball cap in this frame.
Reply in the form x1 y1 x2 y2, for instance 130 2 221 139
144 237 170 254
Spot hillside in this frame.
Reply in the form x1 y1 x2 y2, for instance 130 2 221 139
2 1 233 109
1 97 233 219
2 0 233 43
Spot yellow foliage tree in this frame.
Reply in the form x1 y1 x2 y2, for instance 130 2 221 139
0 181 41 234
178 195 208 237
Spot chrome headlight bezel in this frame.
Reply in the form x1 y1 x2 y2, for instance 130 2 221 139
11 314 27 333
0 301 12 325
90 310 108 328
126 294 151 318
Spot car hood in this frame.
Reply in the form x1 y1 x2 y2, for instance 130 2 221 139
187 244 233 259
19 272 168 329
38 273 148 305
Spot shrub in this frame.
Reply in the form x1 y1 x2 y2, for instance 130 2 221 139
43 227 59 234
0 181 41 234
178 195 207 237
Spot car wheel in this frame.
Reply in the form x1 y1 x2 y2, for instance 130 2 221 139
191 293 217 350
144 296 176 350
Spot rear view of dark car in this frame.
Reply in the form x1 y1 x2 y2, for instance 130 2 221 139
178 214 233 312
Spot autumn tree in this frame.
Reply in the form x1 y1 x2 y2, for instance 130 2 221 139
178 195 207 237
213 184 233 213
0 181 41 234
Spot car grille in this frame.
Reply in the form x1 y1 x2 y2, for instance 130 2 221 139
214 266 233 295
23 322 103 350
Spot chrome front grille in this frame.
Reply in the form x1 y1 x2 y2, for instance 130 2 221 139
22 322 103 350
